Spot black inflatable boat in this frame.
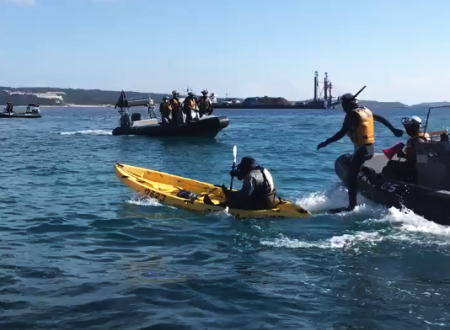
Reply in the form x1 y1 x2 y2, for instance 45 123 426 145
0 112 41 118
335 141 450 225
1 104 41 118
112 115 229 137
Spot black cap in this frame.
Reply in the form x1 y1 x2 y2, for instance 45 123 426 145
238 156 257 171
341 93 358 107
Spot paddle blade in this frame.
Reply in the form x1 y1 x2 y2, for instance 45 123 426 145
232 145 237 163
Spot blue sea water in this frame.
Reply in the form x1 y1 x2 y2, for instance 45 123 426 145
1 106 450 329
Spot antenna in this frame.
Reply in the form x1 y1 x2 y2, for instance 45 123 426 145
424 105 450 133
353 85 366 99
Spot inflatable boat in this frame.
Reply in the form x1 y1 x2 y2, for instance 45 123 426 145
335 141 450 225
112 115 229 137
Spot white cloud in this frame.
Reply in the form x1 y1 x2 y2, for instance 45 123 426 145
2 0 36 5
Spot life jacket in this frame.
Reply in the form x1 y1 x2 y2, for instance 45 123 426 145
198 97 211 112
249 167 277 209
160 102 172 116
348 107 375 146
184 97 197 110
405 132 430 164
170 97 181 110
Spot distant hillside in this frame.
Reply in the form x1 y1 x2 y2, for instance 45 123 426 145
1 86 439 110
359 100 407 109
409 102 450 108
0 87 167 106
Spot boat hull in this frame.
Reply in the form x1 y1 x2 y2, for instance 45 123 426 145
112 116 229 137
335 153 450 225
115 163 310 219
0 112 41 118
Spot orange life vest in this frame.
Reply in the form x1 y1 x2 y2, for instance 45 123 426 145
185 97 197 109
170 98 181 111
160 102 172 116
198 97 211 112
348 107 375 146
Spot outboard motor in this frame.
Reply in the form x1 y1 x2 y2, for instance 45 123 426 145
416 141 450 190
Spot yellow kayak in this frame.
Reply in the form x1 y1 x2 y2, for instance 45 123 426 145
115 163 310 219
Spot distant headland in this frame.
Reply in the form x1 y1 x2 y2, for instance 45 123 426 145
0 86 448 109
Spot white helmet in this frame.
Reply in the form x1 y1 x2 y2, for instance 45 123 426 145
402 116 422 126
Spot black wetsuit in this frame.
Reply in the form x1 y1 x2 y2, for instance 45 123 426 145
322 111 396 209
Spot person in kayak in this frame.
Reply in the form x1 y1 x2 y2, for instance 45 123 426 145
222 156 279 210
183 92 199 122
382 116 430 182
316 93 404 211
198 89 213 117
159 96 172 125
169 90 183 125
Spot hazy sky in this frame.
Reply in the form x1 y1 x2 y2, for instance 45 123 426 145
1 0 449 104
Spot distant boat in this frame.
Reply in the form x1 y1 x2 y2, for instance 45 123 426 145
112 91 229 138
214 97 326 109
0 103 42 118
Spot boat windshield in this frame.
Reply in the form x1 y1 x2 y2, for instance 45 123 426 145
425 105 450 140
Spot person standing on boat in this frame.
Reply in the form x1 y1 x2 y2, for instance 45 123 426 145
159 96 172 125
316 93 404 211
198 89 213 118
183 92 199 122
169 90 183 125
382 116 429 182
222 156 279 210
5 102 13 113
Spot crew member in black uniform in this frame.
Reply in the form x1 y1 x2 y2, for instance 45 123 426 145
222 156 279 210
382 116 429 182
317 93 403 211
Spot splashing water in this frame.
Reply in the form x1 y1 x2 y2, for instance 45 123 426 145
261 231 384 250
60 129 112 135
126 195 162 207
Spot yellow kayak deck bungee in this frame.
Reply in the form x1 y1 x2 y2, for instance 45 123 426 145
115 163 310 219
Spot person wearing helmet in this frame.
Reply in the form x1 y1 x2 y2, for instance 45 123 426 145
183 91 199 122
159 96 172 125
221 156 279 210
382 116 430 182
198 89 213 117
169 90 183 125
316 93 404 211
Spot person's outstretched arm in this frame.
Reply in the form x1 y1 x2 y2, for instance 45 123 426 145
317 114 353 150
373 114 403 137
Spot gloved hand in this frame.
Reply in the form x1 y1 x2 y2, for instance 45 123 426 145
229 168 239 177
317 141 328 150
393 128 404 137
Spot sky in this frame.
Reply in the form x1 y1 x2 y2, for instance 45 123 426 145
0 0 449 104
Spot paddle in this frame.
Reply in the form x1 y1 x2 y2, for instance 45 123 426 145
230 145 237 190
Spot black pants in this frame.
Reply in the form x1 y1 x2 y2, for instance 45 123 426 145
347 144 374 209
172 110 183 125
227 191 279 210
161 114 171 125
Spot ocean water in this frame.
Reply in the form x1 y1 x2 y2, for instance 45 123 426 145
1 106 450 329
